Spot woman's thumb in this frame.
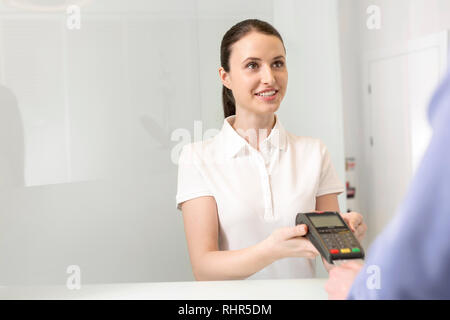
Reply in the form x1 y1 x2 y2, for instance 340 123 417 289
294 224 308 237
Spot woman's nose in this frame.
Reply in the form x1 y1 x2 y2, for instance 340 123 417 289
261 65 275 84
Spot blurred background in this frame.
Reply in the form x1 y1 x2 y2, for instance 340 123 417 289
0 0 449 285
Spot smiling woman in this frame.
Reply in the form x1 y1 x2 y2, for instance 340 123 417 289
219 19 287 120
176 19 367 281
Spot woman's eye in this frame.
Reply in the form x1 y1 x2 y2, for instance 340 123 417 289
247 62 258 69
273 60 284 68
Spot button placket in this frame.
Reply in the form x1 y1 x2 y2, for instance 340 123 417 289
252 149 274 220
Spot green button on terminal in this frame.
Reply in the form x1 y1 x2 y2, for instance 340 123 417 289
352 248 361 253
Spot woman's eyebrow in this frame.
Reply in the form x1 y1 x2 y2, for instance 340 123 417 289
242 55 285 63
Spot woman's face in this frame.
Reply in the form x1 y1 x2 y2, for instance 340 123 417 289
220 31 288 116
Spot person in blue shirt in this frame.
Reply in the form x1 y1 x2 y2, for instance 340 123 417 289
325 66 450 299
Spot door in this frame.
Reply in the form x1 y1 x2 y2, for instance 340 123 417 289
364 31 448 242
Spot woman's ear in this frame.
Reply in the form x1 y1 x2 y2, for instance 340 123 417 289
218 67 231 90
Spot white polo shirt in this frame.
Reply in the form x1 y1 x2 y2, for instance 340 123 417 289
176 114 344 279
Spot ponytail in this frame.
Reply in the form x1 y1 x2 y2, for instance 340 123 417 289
222 85 236 118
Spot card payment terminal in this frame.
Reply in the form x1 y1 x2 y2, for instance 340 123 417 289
295 211 365 264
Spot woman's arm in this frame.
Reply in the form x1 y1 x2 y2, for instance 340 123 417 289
181 196 317 281
316 193 341 212
181 196 276 280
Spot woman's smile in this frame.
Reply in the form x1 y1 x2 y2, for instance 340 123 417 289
254 89 279 102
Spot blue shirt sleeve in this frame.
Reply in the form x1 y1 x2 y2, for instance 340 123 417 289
347 68 450 299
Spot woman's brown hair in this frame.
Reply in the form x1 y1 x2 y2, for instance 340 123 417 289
220 19 286 118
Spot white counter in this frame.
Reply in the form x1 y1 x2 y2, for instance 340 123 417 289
0 278 328 300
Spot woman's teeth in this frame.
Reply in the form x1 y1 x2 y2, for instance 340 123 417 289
256 90 276 96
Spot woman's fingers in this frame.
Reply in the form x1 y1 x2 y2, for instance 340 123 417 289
286 237 319 258
355 222 368 241
306 242 320 255
342 212 363 231
346 213 362 230
340 211 367 242
291 224 308 238
274 225 307 241
350 220 367 242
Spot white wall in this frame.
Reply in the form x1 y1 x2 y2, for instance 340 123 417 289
0 0 346 284
0 0 274 285
0 0 203 285
338 0 450 245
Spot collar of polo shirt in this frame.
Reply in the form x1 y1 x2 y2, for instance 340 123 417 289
222 114 287 158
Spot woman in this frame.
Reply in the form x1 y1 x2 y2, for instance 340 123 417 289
176 19 367 281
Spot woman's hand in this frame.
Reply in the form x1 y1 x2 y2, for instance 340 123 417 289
340 211 367 243
263 224 320 261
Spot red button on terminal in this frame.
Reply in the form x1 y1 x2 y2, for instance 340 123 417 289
330 249 339 254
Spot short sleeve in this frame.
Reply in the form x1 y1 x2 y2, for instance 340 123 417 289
316 141 345 197
175 144 214 211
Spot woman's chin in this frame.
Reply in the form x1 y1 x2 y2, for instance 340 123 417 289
255 102 280 114
253 105 278 115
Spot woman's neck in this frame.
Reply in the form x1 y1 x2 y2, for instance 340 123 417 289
231 110 276 151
